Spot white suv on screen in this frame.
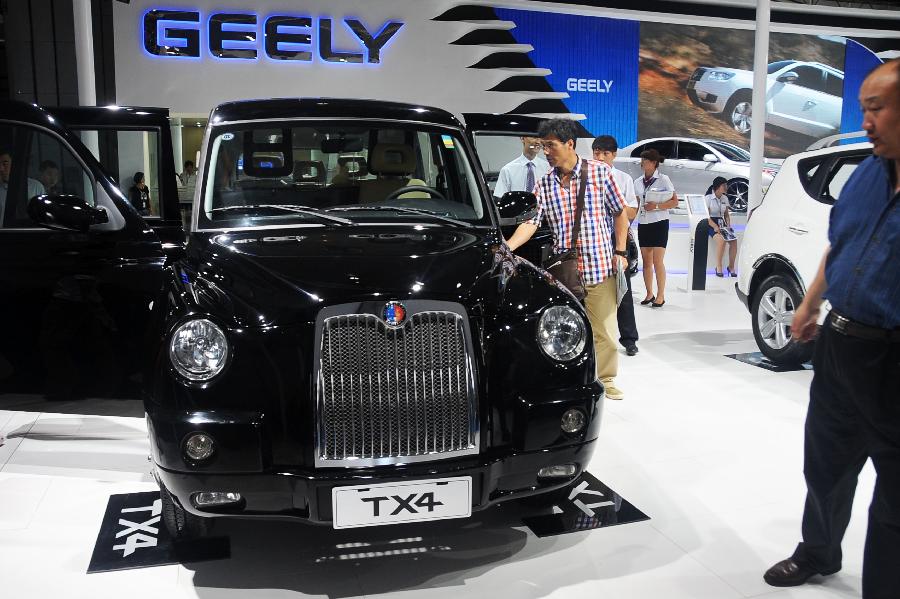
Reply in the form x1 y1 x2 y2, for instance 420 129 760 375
735 142 872 365
687 60 844 139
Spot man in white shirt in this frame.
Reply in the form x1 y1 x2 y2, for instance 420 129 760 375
593 135 640 356
493 137 550 198
0 150 45 226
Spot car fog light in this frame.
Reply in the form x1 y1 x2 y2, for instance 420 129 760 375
193 492 242 507
560 408 586 434
538 464 577 479
184 432 215 461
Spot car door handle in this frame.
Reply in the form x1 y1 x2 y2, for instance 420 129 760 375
788 225 808 235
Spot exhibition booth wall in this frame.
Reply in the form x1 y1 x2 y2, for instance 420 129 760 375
112 0 893 159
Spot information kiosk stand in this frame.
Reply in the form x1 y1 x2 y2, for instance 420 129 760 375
684 194 710 292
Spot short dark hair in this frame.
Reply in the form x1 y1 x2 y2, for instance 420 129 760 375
39 160 59 172
184 160 194 168
538 118 580 145
712 176 728 190
133 171 145 184
0 148 11 159
640 148 665 165
591 135 618 152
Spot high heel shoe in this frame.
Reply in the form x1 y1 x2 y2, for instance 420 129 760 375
715 269 723 277
651 300 666 308
640 296 655 306
727 267 737 277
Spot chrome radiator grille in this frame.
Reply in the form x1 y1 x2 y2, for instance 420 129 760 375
316 309 478 467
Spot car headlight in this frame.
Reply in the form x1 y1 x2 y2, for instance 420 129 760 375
538 306 587 362
708 71 735 81
169 318 229 381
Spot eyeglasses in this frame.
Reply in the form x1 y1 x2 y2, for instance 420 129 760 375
538 141 563 151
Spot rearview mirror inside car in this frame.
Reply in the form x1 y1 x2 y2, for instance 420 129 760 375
26 194 108 232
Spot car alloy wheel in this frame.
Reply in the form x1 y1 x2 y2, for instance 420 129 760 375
726 179 749 212
731 101 752 134
751 274 814 365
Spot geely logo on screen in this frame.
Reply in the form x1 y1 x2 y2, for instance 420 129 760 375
143 10 403 63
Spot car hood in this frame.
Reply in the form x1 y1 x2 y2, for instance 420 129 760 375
179 226 505 327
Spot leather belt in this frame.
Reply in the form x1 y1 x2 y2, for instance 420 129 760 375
827 311 900 343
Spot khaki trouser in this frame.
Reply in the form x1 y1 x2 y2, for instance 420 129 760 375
584 276 619 383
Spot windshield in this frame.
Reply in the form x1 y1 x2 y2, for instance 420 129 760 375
705 141 750 162
767 60 796 74
198 122 488 230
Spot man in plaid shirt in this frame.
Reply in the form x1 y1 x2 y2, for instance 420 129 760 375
507 119 630 400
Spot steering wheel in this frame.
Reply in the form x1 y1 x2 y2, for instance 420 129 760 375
384 185 447 202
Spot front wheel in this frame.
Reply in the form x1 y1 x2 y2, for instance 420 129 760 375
751 274 814 365
160 482 211 541
724 93 752 135
726 179 749 212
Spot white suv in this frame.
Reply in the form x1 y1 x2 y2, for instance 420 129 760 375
735 142 872 365
688 60 844 138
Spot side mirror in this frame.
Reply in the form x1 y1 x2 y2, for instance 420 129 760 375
26 194 108 233
777 71 799 84
496 191 537 224
702 153 718 163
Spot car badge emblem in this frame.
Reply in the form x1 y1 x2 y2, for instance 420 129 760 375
383 301 407 328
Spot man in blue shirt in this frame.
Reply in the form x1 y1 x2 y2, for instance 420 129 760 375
764 60 899 599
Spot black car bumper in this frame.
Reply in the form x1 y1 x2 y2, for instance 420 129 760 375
155 439 597 525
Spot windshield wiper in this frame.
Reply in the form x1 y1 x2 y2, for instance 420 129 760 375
209 204 353 226
329 205 470 227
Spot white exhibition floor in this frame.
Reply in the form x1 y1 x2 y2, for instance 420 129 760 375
0 273 875 599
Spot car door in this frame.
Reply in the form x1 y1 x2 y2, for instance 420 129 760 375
780 149 869 288
672 140 717 195
769 65 833 138
0 102 167 402
47 106 186 261
464 113 553 266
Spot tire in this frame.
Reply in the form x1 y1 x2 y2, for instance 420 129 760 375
160 482 211 541
686 88 701 106
726 179 749 212
751 274 814 365
723 91 752 136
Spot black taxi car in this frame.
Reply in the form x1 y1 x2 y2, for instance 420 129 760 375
1 98 603 538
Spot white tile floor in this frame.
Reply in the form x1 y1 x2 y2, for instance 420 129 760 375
0 273 875 598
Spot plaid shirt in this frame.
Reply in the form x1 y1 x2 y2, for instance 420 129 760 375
529 159 625 285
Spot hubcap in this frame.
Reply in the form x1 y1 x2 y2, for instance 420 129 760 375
727 180 749 212
731 101 752 134
757 286 795 350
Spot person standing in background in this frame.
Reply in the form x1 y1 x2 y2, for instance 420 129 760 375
128 171 151 216
494 136 550 198
633 149 678 308
593 135 641 356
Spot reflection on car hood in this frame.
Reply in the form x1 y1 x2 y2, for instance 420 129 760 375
181 226 503 327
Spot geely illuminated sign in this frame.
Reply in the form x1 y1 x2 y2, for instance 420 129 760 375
143 10 403 63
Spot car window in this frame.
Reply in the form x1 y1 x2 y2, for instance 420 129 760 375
676 142 709 162
768 60 795 74
77 129 162 218
0 123 95 229
636 140 674 160
792 66 826 92
199 123 487 230
822 156 864 203
824 72 843 98
705 141 749 162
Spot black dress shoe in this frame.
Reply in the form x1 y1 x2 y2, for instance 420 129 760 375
625 344 638 356
640 296 655 305
763 558 836 587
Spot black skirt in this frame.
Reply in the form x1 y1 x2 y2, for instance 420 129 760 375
638 219 669 248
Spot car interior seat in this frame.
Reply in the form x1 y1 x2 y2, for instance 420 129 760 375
357 143 427 203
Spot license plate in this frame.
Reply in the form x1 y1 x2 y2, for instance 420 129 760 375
332 476 472 529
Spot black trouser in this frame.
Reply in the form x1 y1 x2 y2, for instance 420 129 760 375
792 321 900 598
617 273 638 347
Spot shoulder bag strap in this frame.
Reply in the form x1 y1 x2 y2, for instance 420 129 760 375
569 159 588 250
